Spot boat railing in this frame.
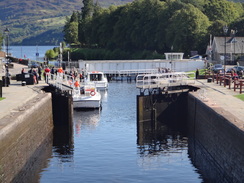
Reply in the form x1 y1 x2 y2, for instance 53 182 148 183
136 72 195 89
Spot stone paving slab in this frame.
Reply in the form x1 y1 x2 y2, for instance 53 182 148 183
0 63 48 119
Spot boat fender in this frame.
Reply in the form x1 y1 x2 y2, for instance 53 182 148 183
90 91 96 96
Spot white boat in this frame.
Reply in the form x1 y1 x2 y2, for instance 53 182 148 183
85 71 108 90
72 84 101 109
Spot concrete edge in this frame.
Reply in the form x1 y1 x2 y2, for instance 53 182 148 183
0 93 52 141
189 92 244 131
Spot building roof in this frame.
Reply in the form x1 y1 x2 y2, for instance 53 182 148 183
212 37 244 54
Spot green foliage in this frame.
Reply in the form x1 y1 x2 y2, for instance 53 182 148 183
61 0 244 59
0 97 5 101
166 3 210 54
63 11 80 44
0 0 133 45
230 17 244 36
208 20 227 37
65 47 164 60
203 0 243 24
45 49 58 60
81 0 94 20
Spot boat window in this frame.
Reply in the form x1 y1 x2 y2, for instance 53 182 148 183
90 74 102 81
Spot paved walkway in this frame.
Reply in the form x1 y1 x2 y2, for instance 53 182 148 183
193 79 244 129
0 63 48 119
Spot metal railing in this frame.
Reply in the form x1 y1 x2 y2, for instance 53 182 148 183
47 73 75 90
103 69 158 75
136 72 195 89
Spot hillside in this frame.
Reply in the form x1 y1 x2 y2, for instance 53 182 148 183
0 0 133 45
0 0 243 45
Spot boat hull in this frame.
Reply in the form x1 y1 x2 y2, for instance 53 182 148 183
73 93 101 109
73 99 101 109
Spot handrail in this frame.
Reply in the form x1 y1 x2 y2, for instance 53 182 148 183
136 72 195 89
47 73 75 90
102 69 158 75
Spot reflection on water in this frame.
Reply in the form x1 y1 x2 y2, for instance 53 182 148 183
137 119 189 170
73 110 101 135
52 124 74 163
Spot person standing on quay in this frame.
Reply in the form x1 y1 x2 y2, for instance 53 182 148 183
50 66 55 80
44 66 50 83
37 65 42 80
195 68 199 79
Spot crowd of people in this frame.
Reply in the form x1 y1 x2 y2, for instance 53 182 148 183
21 64 85 85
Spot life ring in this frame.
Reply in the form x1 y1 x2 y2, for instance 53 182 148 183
90 91 96 96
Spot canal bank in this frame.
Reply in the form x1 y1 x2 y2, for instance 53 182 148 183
188 80 244 182
0 63 53 182
137 78 244 182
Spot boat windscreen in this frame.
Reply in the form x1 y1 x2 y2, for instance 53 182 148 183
90 74 102 81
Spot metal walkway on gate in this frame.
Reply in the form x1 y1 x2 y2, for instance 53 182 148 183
46 73 74 95
136 72 195 94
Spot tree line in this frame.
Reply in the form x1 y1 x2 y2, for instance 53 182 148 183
61 0 244 60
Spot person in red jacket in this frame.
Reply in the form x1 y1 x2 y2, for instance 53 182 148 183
44 66 50 83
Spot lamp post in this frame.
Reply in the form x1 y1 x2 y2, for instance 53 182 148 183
170 45 173 72
4 27 10 87
223 25 228 77
242 41 244 59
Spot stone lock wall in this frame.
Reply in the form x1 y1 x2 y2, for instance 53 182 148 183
188 93 244 182
0 93 53 183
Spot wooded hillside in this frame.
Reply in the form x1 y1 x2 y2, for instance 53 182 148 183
0 0 132 45
63 0 244 57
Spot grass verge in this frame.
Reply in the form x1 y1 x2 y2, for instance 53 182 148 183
234 94 244 101
0 98 5 101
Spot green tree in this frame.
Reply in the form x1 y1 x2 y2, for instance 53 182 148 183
166 3 210 54
230 16 244 36
64 21 79 44
203 0 242 24
81 0 94 20
63 11 80 44
208 20 227 37
180 0 206 10
45 49 57 60
79 0 94 45
128 0 166 51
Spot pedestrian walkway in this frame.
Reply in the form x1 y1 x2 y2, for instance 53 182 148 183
0 63 48 119
193 79 244 128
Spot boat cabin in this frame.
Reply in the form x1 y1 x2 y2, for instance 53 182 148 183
88 72 103 81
